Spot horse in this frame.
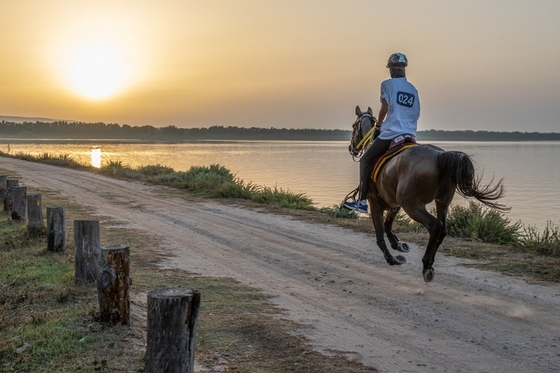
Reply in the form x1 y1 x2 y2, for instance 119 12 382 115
348 105 508 282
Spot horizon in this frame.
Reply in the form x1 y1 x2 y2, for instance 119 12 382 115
2 1 559 132
3 118 560 136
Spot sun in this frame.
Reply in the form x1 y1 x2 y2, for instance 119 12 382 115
65 41 128 100
48 13 146 102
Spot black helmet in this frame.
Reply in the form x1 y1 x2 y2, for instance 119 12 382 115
386 53 408 68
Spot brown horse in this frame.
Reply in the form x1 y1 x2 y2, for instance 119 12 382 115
349 105 508 282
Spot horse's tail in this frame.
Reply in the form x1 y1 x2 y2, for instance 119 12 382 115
437 151 509 211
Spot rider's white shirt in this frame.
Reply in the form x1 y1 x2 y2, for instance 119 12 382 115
378 77 420 140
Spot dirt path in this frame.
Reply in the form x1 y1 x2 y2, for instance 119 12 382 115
3 157 560 373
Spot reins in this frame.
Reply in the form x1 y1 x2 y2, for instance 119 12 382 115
355 126 375 151
349 113 376 161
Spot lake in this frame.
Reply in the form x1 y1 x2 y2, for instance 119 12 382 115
2 140 559 229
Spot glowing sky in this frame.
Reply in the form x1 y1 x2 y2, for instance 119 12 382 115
1 1 559 131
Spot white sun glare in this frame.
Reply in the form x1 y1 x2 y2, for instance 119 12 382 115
49 14 143 102
66 42 128 100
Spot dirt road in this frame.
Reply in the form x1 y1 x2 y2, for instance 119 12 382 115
2 157 559 373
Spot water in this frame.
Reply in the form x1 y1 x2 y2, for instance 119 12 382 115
2 140 559 229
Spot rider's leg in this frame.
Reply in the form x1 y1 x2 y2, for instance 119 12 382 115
358 138 392 200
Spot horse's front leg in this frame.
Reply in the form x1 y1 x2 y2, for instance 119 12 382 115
369 199 406 266
384 207 410 253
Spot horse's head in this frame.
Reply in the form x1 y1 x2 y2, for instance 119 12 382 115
349 105 376 158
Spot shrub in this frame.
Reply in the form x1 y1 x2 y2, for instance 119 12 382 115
446 202 520 243
517 221 560 257
176 164 237 194
250 185 315 210
137 164 174 176
214 181 255 199
100 160 139 178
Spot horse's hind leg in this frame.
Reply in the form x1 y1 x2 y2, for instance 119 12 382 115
384 207 410 253
402 205 443 282
370 199 406 266
428 199 450 266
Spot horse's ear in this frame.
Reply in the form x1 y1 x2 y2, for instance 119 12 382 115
367 107 373 115
355 106 362 116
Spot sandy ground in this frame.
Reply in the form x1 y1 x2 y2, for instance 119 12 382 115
2 157 560 373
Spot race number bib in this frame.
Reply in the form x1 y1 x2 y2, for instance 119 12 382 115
396 91 415 108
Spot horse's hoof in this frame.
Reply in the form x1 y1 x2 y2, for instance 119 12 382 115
396 242 410 253
394 255 407 265
423 268 434 283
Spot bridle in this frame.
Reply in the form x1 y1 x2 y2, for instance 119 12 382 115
348 113 376 161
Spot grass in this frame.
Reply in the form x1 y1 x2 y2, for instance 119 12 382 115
0 190 377 372
0 217 119 372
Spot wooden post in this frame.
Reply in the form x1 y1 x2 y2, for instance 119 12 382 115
11 186 27 220
0 175 7 207
74 220 101 284
47 206 66 252
97 244 131 325
27 194 44 236
145 288 201 373
4 179 19 211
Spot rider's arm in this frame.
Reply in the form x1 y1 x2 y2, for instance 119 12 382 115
377 99 389 129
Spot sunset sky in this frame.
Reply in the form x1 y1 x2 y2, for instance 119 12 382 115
1 1 559 132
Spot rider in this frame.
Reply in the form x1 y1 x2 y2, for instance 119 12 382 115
344 52 420 213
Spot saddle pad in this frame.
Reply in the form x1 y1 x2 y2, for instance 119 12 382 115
372 136 418 183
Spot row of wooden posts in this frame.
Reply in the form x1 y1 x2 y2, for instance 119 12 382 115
0 176 201 373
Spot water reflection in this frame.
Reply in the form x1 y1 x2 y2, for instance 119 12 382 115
91 147 101 168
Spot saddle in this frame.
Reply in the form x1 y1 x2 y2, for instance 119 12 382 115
371 134 417 183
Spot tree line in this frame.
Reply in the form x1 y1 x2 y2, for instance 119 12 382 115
0 121 349 141
1 120 559 141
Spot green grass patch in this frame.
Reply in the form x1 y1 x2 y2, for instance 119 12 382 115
0 216 131 372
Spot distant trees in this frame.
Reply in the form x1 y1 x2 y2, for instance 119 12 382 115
0 120 559 141
0 121 351 141
416 129 560 142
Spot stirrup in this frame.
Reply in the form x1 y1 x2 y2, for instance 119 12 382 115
340 187 359 210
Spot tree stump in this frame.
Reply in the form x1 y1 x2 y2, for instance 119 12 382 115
27 194 44 236
74 220 101 284
47 206 66 252
145 288 201 373
97 244 131 325
0 175 7 207
4 179 19 211
11 186 27 220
